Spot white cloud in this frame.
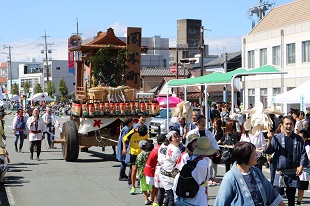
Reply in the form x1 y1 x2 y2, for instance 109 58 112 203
0 35 242 63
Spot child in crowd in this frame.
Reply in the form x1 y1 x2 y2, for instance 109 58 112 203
136 140 153 205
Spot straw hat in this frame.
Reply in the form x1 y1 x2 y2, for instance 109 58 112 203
193 136 217 156
243 119 252 131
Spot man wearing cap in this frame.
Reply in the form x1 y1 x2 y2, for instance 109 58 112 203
11 108 26 152
144 134 166 205
27 108 45 161
123 125 148 195
186 115 220 153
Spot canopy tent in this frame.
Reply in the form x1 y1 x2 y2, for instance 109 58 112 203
27 93 54 101
10 95 20 101
165 65 286 129
273 79 310 104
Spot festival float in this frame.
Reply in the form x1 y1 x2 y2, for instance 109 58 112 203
55 27 159 161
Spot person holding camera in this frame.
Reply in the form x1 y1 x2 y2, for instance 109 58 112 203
42 107 60 149
27 108 45 161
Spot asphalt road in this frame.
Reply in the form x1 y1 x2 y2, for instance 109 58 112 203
1 113 310 206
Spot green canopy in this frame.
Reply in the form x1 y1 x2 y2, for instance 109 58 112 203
167 65 284 87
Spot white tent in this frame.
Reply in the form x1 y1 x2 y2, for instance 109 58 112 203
27 93 53 101
273 80 310 104
10 95 20 101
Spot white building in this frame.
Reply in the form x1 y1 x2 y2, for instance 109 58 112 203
242 0 310 113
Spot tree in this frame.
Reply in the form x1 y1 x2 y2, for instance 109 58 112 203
46 81 56 97
23 82 31 94
11 83 19 95
58 78 68 102
89 46 128 87
34 83 43 94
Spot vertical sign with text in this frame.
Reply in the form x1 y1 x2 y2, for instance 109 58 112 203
126 27 141 89
68 39 75 74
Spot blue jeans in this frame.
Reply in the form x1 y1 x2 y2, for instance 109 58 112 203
14 133 25 150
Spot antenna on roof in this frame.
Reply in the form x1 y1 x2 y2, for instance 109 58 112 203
247 0 275 28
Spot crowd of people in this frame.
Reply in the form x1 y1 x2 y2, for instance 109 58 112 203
0 105 62 186
116 103 310 206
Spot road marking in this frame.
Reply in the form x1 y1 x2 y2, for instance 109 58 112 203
6 186 16 205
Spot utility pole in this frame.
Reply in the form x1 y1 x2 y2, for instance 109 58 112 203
248 0 274 28
3 45 12 93
39 31 53 90
200 26 204 105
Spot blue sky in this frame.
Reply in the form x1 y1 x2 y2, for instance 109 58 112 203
0 0 293 62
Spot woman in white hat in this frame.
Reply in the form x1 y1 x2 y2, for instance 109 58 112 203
174 136 217 206
240 119 266 170
159 131 182 206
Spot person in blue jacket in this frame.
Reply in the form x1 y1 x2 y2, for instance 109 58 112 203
116 117 134 181
215 142 285 206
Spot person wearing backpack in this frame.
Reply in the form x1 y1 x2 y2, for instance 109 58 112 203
174 136 217 206
11 108 26 152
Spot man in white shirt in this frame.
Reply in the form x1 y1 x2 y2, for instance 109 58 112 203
27 108 45 160
42 107 60 149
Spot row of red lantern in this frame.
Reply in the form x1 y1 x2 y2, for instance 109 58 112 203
71 101 160 118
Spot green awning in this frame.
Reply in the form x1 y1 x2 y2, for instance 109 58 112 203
167 65 285 87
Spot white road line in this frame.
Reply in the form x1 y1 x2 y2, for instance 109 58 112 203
6 186 16 205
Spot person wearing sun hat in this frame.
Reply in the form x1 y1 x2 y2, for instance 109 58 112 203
174 136 217 206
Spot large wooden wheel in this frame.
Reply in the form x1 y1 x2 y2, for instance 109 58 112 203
62 121 79 162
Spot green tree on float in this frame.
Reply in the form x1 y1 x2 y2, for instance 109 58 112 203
58 78 68 102
34 83 43 94
23 82 31 94
89 45 128 87
46 81 56 97
11 83 19 95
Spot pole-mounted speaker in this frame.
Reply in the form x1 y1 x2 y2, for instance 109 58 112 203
69 35 82 47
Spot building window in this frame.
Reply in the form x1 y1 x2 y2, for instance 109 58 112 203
273 88 281 96
260 88 267 108
286 43 295 64
287 87 295 91
302 40 310 63
248 50 255 68
260 48 267 66
56 67 61 70
248 89 255 106
272 46 280 65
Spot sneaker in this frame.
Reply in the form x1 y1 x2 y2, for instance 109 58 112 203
152 203 159 206
37 157 41 161
208 180 216 187
119 177 128 181
19 149 22 153
30 154 33 160
144 200 152 205
15 147 18 152
130 187 136 195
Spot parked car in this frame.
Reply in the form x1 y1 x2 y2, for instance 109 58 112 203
149 108 177 136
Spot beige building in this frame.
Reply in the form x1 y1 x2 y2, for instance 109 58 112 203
242 0 310 113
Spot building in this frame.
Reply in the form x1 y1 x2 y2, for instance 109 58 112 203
1 59 75 98
242 0 310 112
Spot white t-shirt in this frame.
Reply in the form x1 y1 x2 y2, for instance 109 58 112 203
295 120 303 132
240 132 266 155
